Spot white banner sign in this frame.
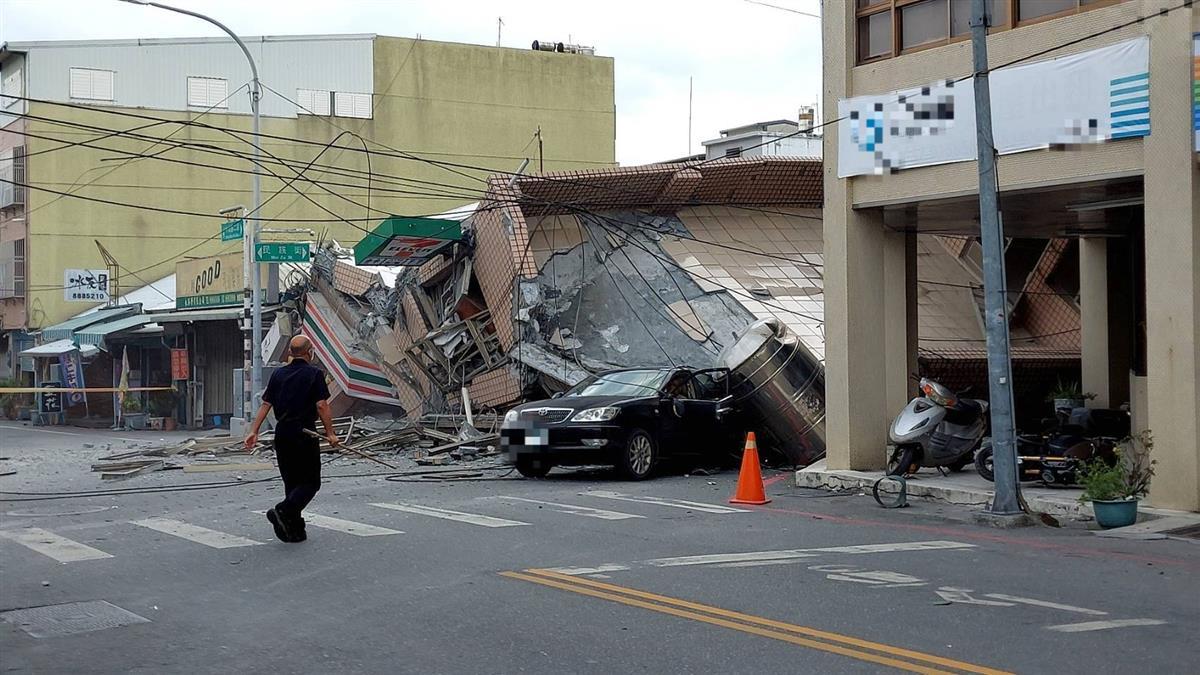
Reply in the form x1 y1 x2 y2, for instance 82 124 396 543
838 37 1150 178
63 269 110 303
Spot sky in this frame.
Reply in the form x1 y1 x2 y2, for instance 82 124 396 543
0 0 824 165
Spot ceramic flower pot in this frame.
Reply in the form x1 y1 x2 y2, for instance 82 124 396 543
1091 498 1139 528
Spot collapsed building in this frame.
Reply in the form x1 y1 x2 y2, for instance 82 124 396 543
297 156 1082 463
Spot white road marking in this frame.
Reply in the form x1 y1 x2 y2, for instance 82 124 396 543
541 564 632 576
370 503 528 528
715 558 812 569
253 511 402 537
810 566 927 587
0 527 113 563
0 424 142 443
581 490 749 514
644 540 975 568
985 594 1107 616
496 496 644 520
936 587 1016 607
1046 618 1166 633
130 518 262 549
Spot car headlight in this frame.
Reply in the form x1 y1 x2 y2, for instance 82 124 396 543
503 409 519 423
572 406 620 422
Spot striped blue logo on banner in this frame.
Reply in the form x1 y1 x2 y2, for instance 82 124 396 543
1109 72 1150 139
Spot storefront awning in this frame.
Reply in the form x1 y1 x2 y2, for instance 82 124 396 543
77 307 242 349
19 339 100 358
40 306 140 342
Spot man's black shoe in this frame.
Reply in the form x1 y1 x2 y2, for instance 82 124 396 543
266 508 294 543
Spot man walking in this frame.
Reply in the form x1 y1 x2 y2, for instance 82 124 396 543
244 335 339 543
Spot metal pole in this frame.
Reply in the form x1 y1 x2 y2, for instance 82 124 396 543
970 0 1022 515
119 1 265 417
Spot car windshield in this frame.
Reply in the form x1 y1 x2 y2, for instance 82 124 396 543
565 370 669 397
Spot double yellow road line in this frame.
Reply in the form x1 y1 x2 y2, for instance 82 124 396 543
501 569 1011 675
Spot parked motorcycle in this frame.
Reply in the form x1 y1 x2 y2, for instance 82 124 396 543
975 406 1126 485
887 378 989 477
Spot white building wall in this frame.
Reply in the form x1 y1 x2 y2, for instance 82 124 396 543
704 133 822 160
11 35 374 119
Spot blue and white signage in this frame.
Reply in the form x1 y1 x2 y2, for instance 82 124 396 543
838 37 1151 177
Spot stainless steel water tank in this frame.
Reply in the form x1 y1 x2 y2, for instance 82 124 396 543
720 318 825 466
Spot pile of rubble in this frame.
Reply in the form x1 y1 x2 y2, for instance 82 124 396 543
89 413 503 480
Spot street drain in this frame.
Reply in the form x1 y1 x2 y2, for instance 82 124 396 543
1 600 150 638
1162 524 1200 540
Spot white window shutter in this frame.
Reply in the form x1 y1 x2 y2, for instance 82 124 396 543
187 77 228 108
297 88 331 116
70 68 114 101
94 70 114 101
187 77 208 106
334 91 371 119
207 78 228 107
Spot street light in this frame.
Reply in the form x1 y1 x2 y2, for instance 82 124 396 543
116 0 265 422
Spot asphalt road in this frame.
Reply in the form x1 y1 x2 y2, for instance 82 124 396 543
1 424 1197 674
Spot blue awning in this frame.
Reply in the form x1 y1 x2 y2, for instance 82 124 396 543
76 307 242 349
40 306 139 342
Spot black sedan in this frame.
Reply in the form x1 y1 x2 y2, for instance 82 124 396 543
500 367 735 479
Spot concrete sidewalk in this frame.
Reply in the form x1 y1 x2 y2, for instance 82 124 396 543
798 459 1087 520
796 460 1200 538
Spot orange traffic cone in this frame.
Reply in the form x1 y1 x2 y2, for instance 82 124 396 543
730 432 770 505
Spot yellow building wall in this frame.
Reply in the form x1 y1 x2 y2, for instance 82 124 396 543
23 37 615 328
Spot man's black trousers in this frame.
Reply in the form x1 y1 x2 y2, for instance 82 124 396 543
274 432 321 522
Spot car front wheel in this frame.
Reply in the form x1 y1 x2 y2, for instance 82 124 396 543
619 429 657 480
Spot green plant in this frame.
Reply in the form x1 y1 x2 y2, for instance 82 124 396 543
1078 430 1155 502
148 390 177 417
0 377 32 419
1046 379 1096 402
121 395 143 414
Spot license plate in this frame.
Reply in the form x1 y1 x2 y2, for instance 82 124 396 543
526 428 549 446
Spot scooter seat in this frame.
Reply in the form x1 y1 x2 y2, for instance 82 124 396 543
944 398 983 425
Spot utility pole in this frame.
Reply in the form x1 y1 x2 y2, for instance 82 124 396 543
119 0 265 423
497 17 503 47
536 126 544 174
688 76 694 156
970 0 1022 515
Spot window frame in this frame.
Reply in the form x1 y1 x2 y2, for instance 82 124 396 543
185 76 230 109
68 67 115 102
855 0 1127 65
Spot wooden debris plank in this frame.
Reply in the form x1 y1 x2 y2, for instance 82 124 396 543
101 460 164 481
182 462 274 473
426 434 500 456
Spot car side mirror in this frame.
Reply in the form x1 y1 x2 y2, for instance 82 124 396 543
551 392 564 399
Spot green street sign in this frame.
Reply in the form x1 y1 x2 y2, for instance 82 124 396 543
255 242 310 263
220 219 244 242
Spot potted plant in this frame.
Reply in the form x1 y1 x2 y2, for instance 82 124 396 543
1046 379 1095 412
148 391 179 431
122 395 148 431
1078 430 1155 528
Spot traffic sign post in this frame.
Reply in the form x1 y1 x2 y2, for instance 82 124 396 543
220 218 244 242
254 242 310 263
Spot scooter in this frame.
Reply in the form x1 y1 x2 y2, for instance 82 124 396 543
975 406 1125 485
887 378 989 477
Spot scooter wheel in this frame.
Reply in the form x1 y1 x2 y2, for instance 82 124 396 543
886 445 918 477
974 443 995 482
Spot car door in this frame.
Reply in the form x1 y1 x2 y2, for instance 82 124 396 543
657 370 695 455
675 369 732 459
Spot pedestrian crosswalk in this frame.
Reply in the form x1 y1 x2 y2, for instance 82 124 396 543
0 491 751 564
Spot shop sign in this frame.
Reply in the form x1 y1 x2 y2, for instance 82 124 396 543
63 269 110 303
171 348 190 381
176 253 264 309
354 216 462 267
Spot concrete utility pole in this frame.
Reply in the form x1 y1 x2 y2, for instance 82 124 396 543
118 0 265 420
969 0 1022 515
